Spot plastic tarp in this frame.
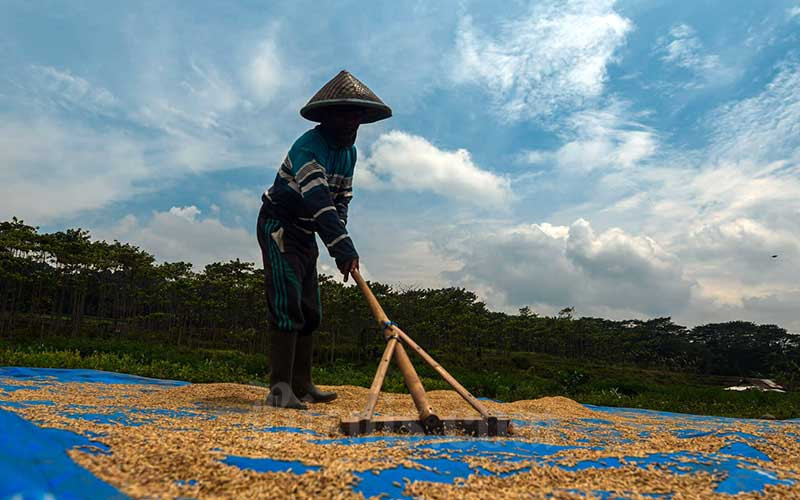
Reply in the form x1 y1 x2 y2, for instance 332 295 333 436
1 367 797 499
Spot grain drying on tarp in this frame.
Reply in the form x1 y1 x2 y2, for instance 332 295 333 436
1 373 799 499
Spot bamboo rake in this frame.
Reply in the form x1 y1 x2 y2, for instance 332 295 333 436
351 269 490 421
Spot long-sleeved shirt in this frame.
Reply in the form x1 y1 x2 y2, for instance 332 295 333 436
261 126 357 264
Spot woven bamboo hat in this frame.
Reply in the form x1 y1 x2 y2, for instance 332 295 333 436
300 70 392 124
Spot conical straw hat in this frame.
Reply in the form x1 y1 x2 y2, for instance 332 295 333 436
300 70 392 124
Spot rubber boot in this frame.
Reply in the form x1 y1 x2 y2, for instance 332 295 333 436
292 334 337 403
265 331 307 410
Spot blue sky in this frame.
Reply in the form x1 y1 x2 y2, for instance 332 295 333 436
2 0 799 330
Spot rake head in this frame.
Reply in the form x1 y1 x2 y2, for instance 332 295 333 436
339 415 512 437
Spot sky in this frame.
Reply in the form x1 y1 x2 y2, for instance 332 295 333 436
2 0 799 331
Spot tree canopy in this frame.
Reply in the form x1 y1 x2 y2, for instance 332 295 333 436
1 218 798 386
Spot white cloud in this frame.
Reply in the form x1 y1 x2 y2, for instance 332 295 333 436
655 24 737 88
366 239 462 289
28 65 118 114
0 106 257 223
425 198 800 330
95 208 259 269
0 46 295 222
221 189 262 215
556 154 800 328
243 39 286 104
352 163 384 191
434 56 800 329
0 117 151 222
361 131 512 209
705 60 800 164
527 60 800 328
789 6 800 19
168 205 201 221
451 0 631 120
441 218 692 317
659 24 719 71
521 103 658 172
183 60 243 115
585 62 798 223
685 218 799 295
518 150 550 165
129 58 261 173
613 158 800 248
429 211 800 331
627 61 800 244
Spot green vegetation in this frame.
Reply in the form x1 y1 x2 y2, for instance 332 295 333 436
1 218 799 419
1 336 798 419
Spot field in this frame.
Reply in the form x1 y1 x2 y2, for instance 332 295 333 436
2 336 798 420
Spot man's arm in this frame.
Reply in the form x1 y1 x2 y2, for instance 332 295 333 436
332 186 356 281
290 149 358 267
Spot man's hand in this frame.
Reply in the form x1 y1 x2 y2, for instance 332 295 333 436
338 257 359 283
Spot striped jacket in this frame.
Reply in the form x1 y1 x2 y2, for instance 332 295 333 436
261 126 357 263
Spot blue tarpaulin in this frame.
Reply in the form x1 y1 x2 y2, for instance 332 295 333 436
1 367 797 499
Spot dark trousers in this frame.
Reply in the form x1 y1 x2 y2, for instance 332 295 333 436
256 215 322 335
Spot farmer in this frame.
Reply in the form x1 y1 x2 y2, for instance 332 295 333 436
257 71 392 409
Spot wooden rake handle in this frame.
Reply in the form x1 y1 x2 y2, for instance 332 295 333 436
351 269 490 420
352 269 427 420
351 268 391 329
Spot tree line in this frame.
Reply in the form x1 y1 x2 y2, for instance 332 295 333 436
1 218 798 386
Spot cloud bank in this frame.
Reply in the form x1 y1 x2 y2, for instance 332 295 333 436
442 219 693 318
